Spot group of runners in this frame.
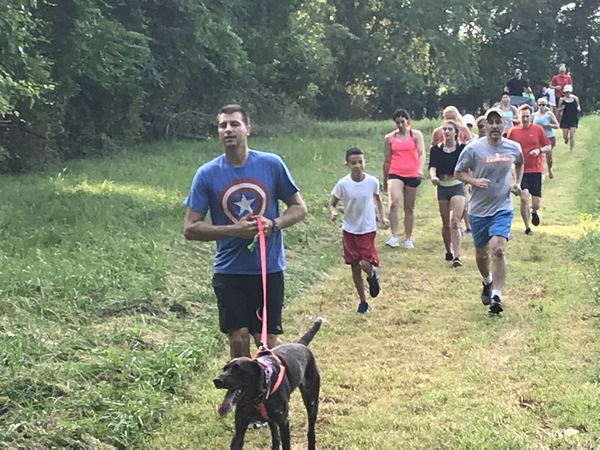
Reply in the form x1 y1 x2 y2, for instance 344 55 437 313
329 65 581 316
182 66 582 360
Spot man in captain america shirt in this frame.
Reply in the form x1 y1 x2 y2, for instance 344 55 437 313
183 104 307 359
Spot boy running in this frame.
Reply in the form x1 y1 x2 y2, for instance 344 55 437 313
329 147 389 313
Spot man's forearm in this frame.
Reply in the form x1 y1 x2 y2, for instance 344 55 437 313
184 221 237 241
514 164 524 185
277 203 307 229
455 170 476 185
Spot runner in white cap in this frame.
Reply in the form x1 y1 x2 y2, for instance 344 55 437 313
557 84 581 153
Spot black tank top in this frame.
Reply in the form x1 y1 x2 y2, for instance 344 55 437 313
561 99 578 122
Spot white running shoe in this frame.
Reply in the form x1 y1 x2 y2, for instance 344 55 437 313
404 239 414 249
386 235 400 248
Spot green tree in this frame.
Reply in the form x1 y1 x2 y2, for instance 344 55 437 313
0 0 53 117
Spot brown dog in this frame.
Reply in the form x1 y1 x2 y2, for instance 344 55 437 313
214 317 324 450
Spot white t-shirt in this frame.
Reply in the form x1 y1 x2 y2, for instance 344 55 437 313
546 87 556 106
331 173 379 234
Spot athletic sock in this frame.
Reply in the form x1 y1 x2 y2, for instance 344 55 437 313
483 274 493 285
491 289 502 299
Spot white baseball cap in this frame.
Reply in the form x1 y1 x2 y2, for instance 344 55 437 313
484 107 504 120
564 84 573 92
463 114 475 126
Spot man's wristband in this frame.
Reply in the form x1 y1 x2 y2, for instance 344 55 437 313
272 218 281 233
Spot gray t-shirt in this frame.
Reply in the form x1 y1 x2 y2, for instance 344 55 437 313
455 137 523 217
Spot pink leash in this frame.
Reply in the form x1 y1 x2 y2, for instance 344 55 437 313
253 218 286 403
256 218 269 348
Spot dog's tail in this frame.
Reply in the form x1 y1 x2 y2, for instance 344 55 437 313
297 317 326 347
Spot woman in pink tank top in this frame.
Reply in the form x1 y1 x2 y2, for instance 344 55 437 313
383 109 426 249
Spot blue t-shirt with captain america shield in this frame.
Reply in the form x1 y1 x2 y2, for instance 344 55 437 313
184 149 299 274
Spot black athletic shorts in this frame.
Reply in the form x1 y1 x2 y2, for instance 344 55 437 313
437 183 465 201
388 174 422 188
521 172 542 198
212 271 284 335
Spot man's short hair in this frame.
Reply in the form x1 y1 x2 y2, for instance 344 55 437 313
517 104 533 114
217 104 250 125
346 146 363 161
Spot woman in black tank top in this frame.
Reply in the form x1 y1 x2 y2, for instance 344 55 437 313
558 85 581 152
428 120 467 267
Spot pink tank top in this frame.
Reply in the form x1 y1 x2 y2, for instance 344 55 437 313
388 131 420 177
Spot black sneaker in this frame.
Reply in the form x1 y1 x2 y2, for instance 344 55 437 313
481 282 492 305
452 257 462 268
357 301 369 314
366 269 380 298
445 251 453 261
531 211 540 227
489 295 503 314
525 227 533 235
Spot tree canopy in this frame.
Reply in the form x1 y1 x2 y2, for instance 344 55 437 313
1 0 598 172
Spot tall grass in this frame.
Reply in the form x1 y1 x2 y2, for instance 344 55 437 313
573 116 600 302
0 119 436 448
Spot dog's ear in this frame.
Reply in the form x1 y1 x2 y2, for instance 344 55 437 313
238 360 266 396
251 360 268 395
239 359 262 379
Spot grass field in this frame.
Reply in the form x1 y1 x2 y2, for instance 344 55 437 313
1 117 599 449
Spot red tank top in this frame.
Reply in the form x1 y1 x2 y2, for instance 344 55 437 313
388 130 420 177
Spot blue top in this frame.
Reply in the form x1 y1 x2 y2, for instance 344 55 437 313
184 150 299 274
502 108 515 131
533 111 555 138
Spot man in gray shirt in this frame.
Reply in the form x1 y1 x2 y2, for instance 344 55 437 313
454 108 524 314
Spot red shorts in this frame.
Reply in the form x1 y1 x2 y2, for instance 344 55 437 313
342 230 379 266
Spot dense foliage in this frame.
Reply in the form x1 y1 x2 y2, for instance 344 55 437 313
0 0 598 172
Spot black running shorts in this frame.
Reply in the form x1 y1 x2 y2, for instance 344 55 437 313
387 174 422 188
521 172 542 198
212 272 284 335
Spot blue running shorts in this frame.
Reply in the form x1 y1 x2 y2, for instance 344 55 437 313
468 210 513 249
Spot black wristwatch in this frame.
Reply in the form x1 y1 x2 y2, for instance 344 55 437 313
272 219 281 233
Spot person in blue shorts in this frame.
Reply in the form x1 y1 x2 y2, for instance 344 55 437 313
454 108 524 315
182 104 307 358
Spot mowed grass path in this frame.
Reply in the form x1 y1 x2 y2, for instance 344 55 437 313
150 120 600 449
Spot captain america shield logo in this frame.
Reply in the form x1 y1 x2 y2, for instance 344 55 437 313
219 178 268 223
